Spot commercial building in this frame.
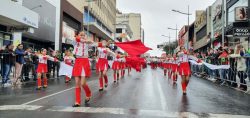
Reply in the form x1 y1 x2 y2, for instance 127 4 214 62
83 0 116 42
22 0 60 50
116 13 142 41
115 22 133 42
0 0 39 47
193 8 212 52
225 0 249 50
60 0 83 50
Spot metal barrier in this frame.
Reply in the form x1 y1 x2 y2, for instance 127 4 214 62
190 61 250 94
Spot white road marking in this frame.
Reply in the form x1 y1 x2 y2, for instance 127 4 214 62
0 105 42 111
0 105 250 118
155 72 168 111
21 87 75 105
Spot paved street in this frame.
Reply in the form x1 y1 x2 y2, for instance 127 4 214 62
1 67 250 118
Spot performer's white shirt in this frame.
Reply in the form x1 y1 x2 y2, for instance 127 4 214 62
73 39 97 57
64 56 75 63
38 55 55 64
97 47 108 59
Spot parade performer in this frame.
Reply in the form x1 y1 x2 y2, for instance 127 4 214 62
64 50 75 83
171 54 179 84
168 55 173 79
120 56 126 78
36 48 58 90
163 57 168 76
178 46 191 95
96 40 115 91
72 31 101 107
112 51 123 83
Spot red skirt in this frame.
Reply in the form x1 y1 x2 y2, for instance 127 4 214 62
37 63 48 73
96 58 108 71
112 61 120 70
120 62 126 69
72 58 91 77
178 62 191 76
171 64 178 72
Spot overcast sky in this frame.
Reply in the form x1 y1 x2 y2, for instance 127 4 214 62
117 0 215 56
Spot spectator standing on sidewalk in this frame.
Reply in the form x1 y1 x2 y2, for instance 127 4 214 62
1 44 15 87
22 47 33 82
228 48 237 87
14 44 27 85
235 44 247 91
218 47 229 84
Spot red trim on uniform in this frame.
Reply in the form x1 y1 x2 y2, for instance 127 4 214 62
43 78 48 86
99 78 103 89
37 78 41 87
178 62 191 76
112 61 120 70
37 63 48 73
171 64 178 73
104 75 108 84
83 84 91 97
72 58 91 77
75 87 81 104
76 36 81 42
98 42 102 47
96 58 108 72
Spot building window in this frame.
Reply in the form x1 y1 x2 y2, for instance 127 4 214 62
116 28 122 33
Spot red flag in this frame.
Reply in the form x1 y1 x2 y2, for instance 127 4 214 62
115 40 152 56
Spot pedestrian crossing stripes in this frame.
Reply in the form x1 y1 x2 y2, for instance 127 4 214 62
0 105 249 118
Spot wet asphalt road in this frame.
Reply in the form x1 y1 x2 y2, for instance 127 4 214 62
1 67 250 118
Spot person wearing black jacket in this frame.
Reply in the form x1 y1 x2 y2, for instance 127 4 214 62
1 44 15 86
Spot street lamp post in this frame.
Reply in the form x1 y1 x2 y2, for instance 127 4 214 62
168 24 179 48
172 6 192 50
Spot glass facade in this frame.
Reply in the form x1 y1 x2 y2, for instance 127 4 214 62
227 0 248 24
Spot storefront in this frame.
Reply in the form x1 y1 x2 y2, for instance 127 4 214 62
0 0 39 47
226 0 249 49
22 0 57 50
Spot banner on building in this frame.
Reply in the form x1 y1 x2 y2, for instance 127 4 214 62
12 32 22 49
235 7 248 21
195 10 207 32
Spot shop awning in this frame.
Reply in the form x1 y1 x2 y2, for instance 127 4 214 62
0 0 39 28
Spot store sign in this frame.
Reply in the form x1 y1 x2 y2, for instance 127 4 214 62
233 28 250 37
235 7 248 21
195 10 207 32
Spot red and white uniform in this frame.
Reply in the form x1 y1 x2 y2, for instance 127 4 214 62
96 47 109 72
178 51 191 76
64 56 75 65
36 55 56 73
171 57 179 73
112 55 121 70
120 57 126 69
72 38 97 77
